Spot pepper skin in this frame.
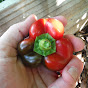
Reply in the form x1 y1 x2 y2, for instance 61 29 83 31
56 37 74 60
45 18 64 40
44 53 68 71
44 37 74 71
21 52 43 67
18 18 74 71
18 38 34 55
29 19 46 39
29 18 64 40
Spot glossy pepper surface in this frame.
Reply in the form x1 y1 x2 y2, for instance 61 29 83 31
18 18 74 71
29 18 64 40
18 38 34 55
44 37 73 71
18 38 43 67
22 52 43 67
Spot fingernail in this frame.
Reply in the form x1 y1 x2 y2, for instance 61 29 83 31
68 66 78 81
32 14 37 20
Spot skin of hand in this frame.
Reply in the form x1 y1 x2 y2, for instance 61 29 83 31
0 15 84 88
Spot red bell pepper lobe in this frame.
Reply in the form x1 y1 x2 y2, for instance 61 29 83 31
44 53 66 71
29 19 46 39
29 18 64 40
45 18 64 40
56 37 74 60
44 37 74 71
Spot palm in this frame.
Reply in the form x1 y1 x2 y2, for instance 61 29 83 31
0 46 57 88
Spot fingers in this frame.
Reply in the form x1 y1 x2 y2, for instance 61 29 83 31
48 56 83 88
53 16 67 27
54 16 85 52
0 14 37 48
62 56 83 83
37 65 57 87
64 35 85 52
0 15 67 49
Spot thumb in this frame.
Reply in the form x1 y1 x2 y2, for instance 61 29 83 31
48 56 83 88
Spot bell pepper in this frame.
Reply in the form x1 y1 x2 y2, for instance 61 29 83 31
18 18 74 71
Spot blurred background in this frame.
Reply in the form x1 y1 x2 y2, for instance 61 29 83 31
0 0 88 88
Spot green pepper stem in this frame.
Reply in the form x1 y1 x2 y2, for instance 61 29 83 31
34 33 56 56
39 39 51 50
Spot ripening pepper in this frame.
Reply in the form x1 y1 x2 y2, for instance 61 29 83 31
18 18 74 71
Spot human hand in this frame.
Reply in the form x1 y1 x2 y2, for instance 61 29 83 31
0 15 84 88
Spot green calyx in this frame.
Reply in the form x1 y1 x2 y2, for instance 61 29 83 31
39 39 51 50
33 33 56 56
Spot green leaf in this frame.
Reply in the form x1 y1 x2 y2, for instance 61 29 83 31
34 33 56 56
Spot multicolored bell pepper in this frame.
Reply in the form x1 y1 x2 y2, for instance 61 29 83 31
18 18 73 71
